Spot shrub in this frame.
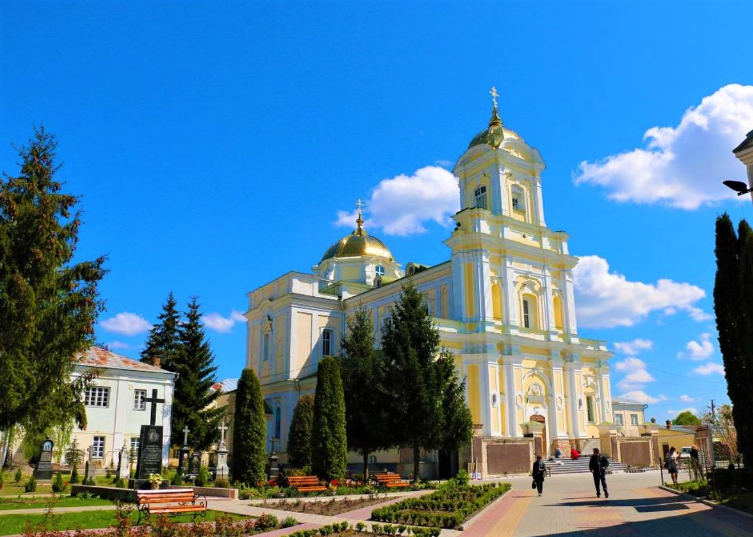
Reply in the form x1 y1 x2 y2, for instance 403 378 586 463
215 478 230 488
195 465 212 487
14 468 22 483
70 466 80 484
52 472 67 493
114 477 127 489
455 469 470 486
24 476 37 492
170 471 184 486
255 513 278 530
356 522 366 532
282 516 298 528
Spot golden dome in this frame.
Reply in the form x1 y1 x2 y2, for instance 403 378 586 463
320 208 394 263
468 106 522 149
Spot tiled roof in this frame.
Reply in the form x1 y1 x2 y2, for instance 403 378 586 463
78 346 173 374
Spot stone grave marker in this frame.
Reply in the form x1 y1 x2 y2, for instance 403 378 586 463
33 438 53 480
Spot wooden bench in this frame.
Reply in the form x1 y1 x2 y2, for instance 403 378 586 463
136 488 207 524
287 476 327 493
373 472 411 488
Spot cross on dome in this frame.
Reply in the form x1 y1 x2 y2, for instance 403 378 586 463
490 86 499 108
355 198 365 235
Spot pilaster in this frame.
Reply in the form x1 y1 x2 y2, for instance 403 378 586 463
502 355 523 437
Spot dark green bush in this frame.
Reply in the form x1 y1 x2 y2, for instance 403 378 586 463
14 469 22 483
282 516 298 528
256 513 279 529
52 472 67 493
24 476 37 492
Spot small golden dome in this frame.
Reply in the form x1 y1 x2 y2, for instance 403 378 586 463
469 88 522 149
320 202 394 262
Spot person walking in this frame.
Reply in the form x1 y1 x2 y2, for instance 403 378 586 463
665 447 679 484
589 448 609 498
531 454 546 497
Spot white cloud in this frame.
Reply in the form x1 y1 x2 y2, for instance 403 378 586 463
202 310 247 333
100 312 152 336
679 395 695 403
678 333 715 361
335 166 459 236
574 84 753 210
613 339 654 356
667 407 699 417
108 341 130 350
686 306 713 322
693 362 725 376
614 357 655 392
617 390 667 405
573 255 707 328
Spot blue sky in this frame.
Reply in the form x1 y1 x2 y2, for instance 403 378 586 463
3 0 752 421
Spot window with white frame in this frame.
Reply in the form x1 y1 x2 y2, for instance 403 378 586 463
631 414 639 426
375 265 385 276
615 414 624 426
474 185 487 210
84 387 110 407
522 299 532 329
263 332 270 361
586 396 595 423
130 437 140 454
322 329 333 357
134 389 146 411
92 436 105 459
511 185 525 212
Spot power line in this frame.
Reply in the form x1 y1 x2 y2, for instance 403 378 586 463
642 363 725 385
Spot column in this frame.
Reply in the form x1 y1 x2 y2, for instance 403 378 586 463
503 356 522 437
451 253 467 321
501 256 519 330
563 359 583 438
542 265 556 333
562 269 579 341
533 177 546 227
548 356 564 440
596 363 611 423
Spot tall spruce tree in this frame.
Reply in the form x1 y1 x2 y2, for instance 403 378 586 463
171 297 224 449
340 308 389 479
381 283 445 480
286 394 314 470
141 292 180 369
232 369 267 485
435 350 473 453
0 128 107 431
311 356 348 481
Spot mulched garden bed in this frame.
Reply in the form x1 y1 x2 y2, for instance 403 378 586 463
257 496 391 516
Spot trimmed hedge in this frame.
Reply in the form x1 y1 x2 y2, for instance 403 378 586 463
288 521 441 537
371 482 510 529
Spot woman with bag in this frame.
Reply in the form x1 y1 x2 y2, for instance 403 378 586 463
532 454 546 497
665 447 679 485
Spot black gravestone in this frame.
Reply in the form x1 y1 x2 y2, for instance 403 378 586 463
33 438 54 480
188 452 201 475
135 425 163 480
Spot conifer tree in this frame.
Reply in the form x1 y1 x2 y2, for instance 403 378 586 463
435 350 473 453
0 128 106 431
340 308 388 479
736 228 753 464
287 395 314 470
311 356 348 481
171 297 224 449
141 292 180 369
232 369 267 485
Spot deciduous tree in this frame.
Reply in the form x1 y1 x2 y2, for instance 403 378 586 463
672 411 701 426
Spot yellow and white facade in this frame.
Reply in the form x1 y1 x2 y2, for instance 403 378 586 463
244 96 612 460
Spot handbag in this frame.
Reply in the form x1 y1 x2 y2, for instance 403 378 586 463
531 480 537 489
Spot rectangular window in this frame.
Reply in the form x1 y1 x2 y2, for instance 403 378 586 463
615 414 624 426
134 389 146 411
512 197 520 210
92 436 105 459
130 438 140 453
263 333 270 361
586 396 595 423
522 300 531 329
322 329 332 356
84 387 110 408
631 414 639 426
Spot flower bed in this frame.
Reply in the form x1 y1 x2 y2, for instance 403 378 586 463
288 521 440 537
370 482 510 529
258 496 389 516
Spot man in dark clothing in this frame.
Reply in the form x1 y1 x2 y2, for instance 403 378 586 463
589 448 609 498
532 455 546 497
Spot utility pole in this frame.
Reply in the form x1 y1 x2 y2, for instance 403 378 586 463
708 399 717 423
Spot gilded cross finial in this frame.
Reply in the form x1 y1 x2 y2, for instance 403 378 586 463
490 86 499 109
355 199 364 235
488 86 502 128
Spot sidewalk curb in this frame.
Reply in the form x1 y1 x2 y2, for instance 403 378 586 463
458 487 511 531
659 485 753 521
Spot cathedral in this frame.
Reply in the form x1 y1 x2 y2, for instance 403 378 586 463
244 92 613 476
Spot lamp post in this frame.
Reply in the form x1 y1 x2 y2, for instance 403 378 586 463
722 180 753 198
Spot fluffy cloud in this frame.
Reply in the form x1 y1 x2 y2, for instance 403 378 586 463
613 339 653 356
614 357 655 392
678 333 715 361
693 362 725 376
107 341 130 350
679 395 695 403
617 390 667 405
667 407 699 417
574 84 753 209
100 312 152 336
335 166 459 236
573 255 707 328
202 310 247 334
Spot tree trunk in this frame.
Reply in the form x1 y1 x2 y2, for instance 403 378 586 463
413 444 420 483
363 452 369 481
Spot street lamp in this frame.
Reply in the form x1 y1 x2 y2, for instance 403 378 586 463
722 180 753 196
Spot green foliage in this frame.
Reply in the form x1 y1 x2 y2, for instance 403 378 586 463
140 292 180 368
170 297 224 450
672 411 701 426
282 516 298 528
232 368 267 485
214 478 230 488
455 469 470 486
0 127 107 432
70 465 79 484
14 468 22 483
311 356 348 481
340 308 389 478
255 513 278 529
24 476 37 493
195 465 212 487
52 471 67 493
170 471 184 486
0 471 4 489
435 350 473 452
288 395 315 469
114 477 127 489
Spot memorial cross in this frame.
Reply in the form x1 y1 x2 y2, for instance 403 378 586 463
144 389 166 426
218 420 228 449
182 426 190 446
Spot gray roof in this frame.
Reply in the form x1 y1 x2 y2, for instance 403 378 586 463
733 129 753 154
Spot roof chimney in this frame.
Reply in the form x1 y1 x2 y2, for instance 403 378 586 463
665 419 671 429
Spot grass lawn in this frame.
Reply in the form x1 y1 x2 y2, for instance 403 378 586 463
0 509 245 536
0 496 113 510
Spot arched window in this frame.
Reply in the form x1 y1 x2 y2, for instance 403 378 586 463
522 298 532 329
274 407 282 439
586 396 595 423
474 186 487 210
322 329 333 357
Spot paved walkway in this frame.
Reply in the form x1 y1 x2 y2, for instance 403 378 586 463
462 472 753 537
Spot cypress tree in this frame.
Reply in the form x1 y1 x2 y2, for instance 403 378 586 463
141 292 180 369
287 394 314 470
311 356 348 481
381 283 444 480
340 308 389 479
0 128 107 431
736 229 753 464
171 297 224 449
232 369 267 485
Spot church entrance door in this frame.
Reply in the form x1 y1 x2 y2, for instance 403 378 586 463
530 414 547 458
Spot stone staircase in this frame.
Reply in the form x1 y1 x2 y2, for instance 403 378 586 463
547 458 628 475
